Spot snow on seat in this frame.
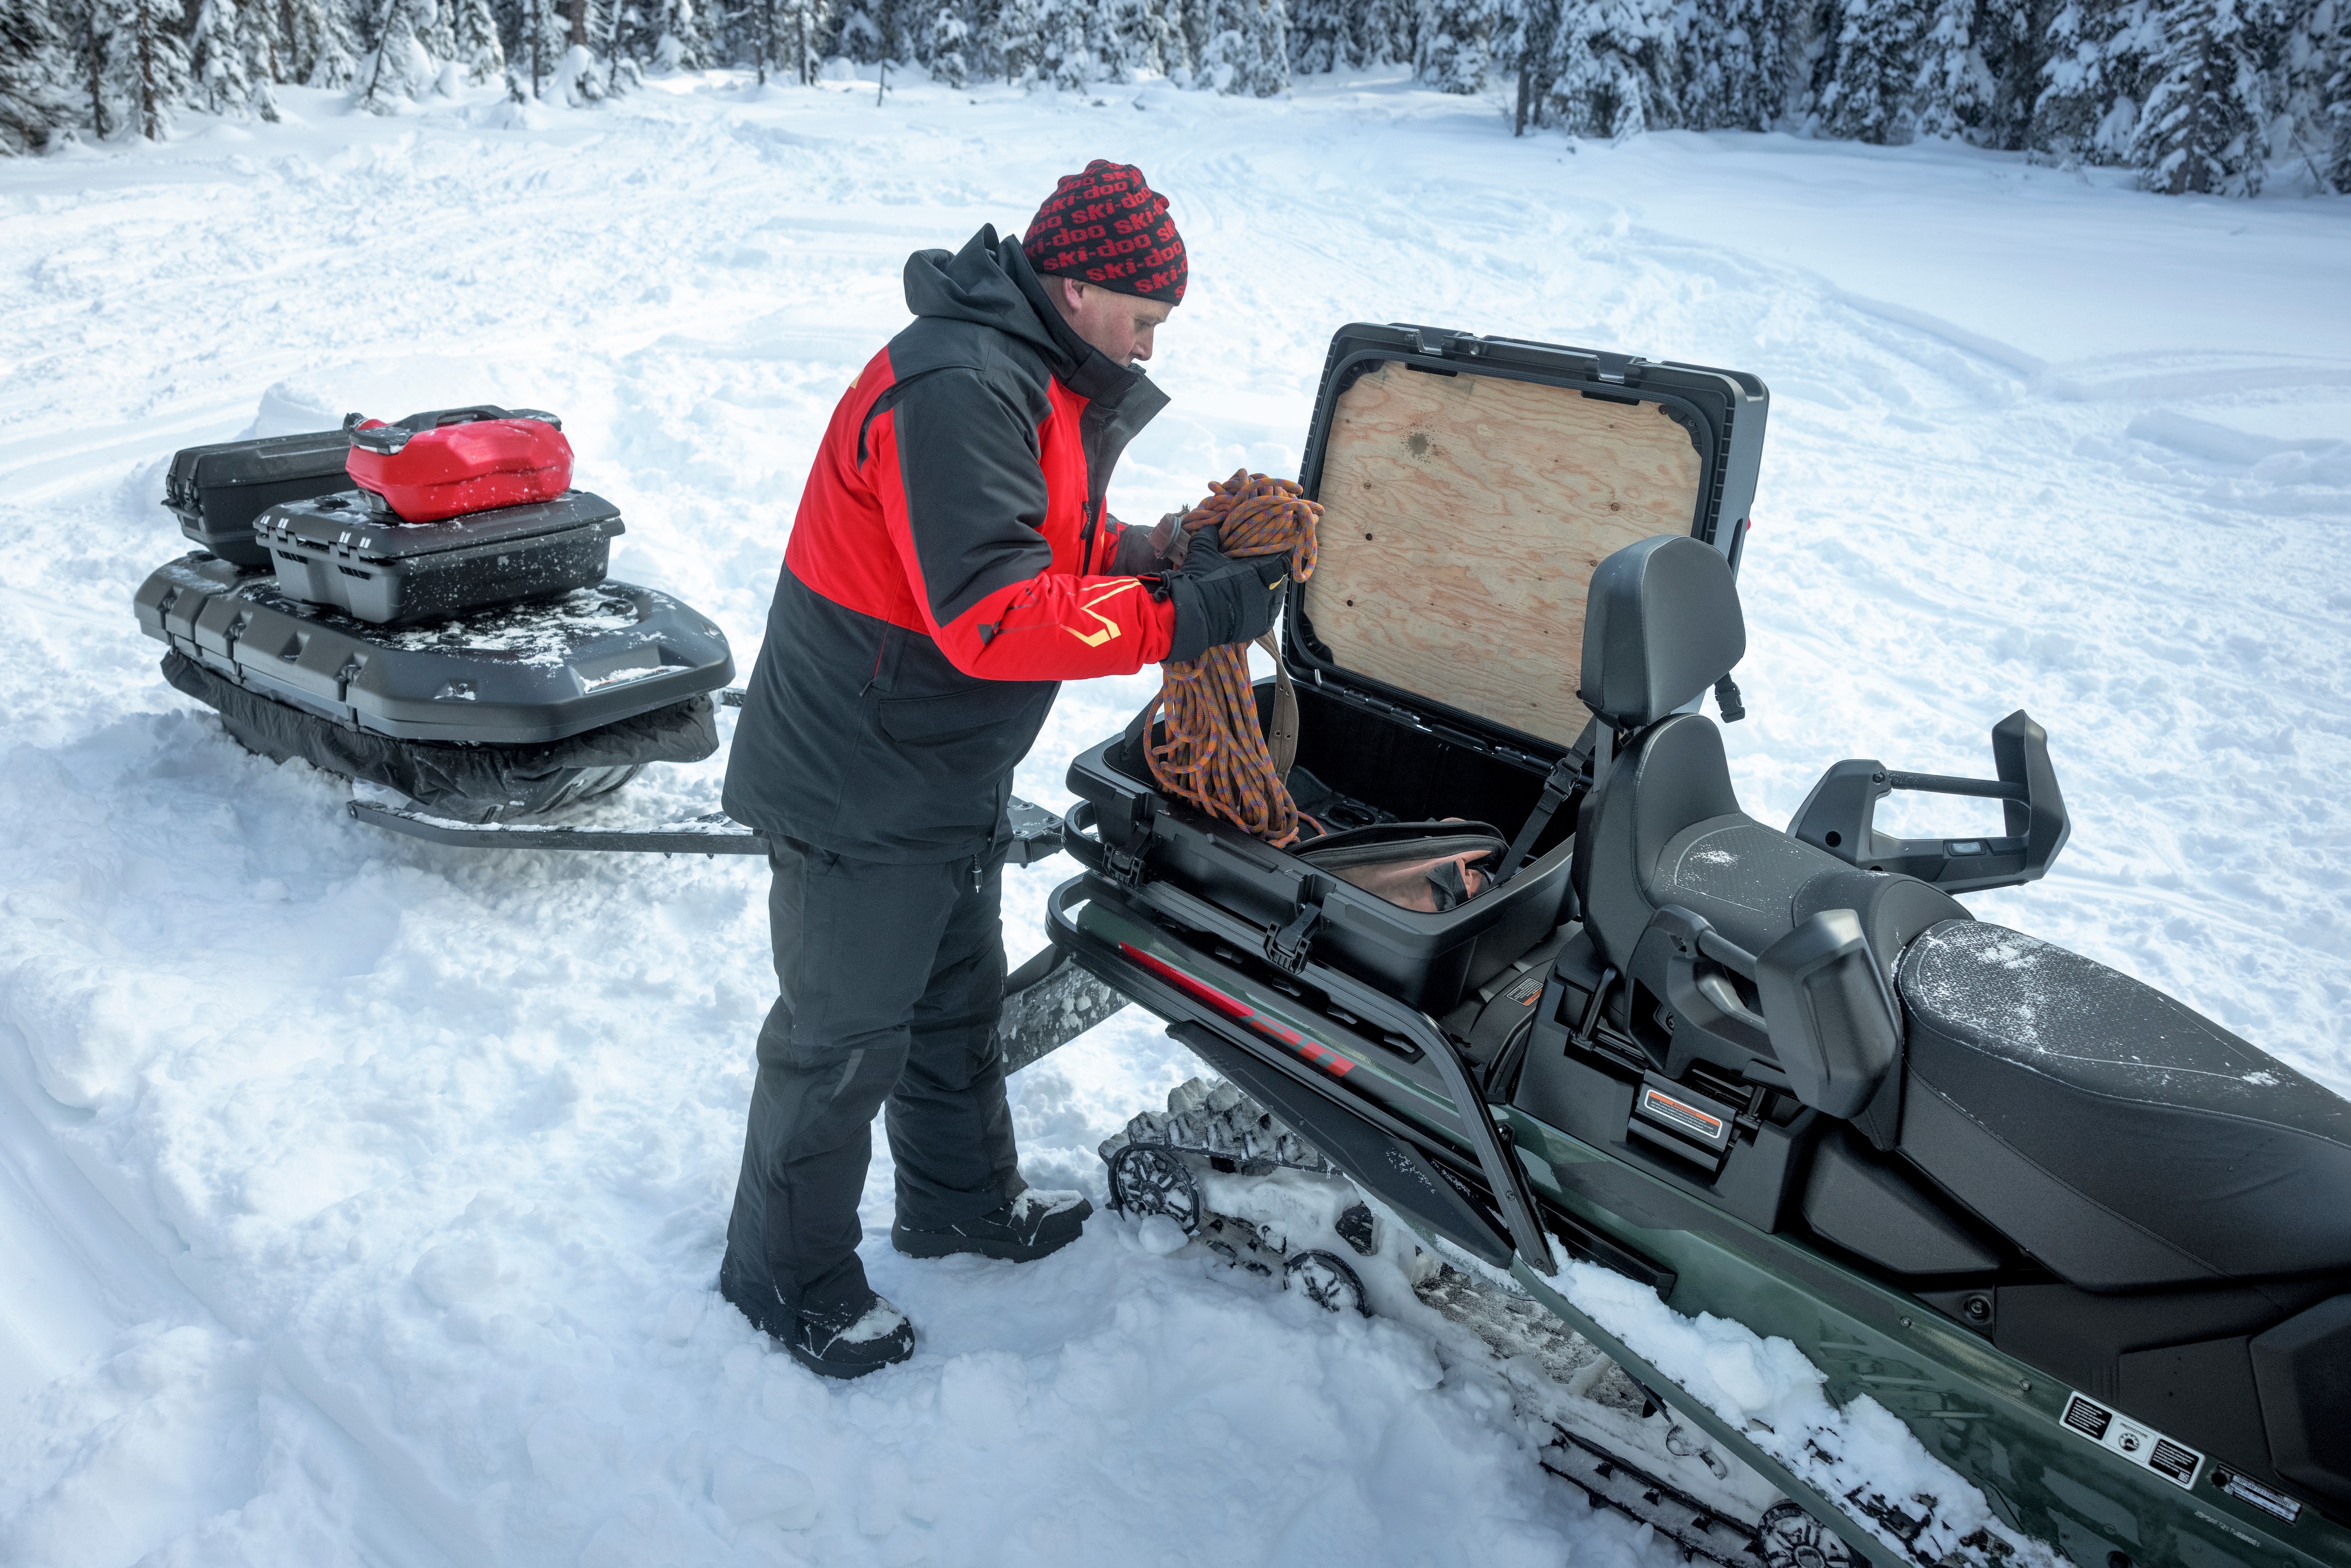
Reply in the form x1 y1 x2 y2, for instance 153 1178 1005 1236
1896 921 2351 1291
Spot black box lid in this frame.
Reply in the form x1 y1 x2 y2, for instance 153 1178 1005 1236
256 490 623 562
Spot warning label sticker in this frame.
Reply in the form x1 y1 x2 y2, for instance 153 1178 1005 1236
2059 1393 2203 1492
1641 1088 1725 1142
2213 1469 2303 1525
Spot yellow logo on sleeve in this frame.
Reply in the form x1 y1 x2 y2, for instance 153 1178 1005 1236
1065 580 1136 648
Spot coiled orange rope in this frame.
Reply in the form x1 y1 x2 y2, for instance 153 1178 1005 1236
1144 469 1322 846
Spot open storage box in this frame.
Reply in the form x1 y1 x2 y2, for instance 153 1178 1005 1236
1065 323 1767 1016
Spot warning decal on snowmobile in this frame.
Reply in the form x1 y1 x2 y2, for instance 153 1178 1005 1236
2211 1469 2303 1525
1640 1087 1728 1147
2059 1392 2204 1490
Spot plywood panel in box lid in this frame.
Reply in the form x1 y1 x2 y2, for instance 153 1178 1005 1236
1300 360 1706 749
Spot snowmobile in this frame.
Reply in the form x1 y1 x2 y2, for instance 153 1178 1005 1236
1039 325 2351 1568
128 349 2351 1568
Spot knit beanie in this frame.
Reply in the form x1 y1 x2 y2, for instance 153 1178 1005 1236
1021 160 1188 306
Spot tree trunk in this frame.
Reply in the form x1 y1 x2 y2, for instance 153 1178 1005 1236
87 2 108 137
138 0 159 138
567 0 585 47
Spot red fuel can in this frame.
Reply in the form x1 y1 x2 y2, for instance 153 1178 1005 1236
345 406 574 522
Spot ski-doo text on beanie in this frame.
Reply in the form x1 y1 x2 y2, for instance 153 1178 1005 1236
1022 160 1188 305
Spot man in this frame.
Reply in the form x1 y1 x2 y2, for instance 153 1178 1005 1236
718 161 1287 1379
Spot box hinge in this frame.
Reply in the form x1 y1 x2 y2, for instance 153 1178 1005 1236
1265 883 1326 976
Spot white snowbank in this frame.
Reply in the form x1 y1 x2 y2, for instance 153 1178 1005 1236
0 65 2344 1566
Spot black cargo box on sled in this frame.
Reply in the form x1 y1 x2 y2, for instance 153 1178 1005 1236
164 428 358 567
257 489 625 626
1065 324 1767 1015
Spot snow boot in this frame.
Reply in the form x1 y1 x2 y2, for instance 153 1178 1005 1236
891 1190 1093 1263
786 1291 916 1380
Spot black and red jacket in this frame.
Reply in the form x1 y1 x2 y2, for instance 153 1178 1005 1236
722 226 1176 862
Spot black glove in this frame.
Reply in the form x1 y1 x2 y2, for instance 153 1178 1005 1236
1165 536 1288 662
1110 512 1199 575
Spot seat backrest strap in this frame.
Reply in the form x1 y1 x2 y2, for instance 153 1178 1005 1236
1496 719 1602 884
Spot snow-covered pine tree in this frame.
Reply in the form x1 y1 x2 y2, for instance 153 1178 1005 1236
926 0 969 81
1679 0 1790 128
985 0 1041 81
2032 0 2152 157
0 0 65 152
512 0 572 94
1039 0 1087 86
833 0 884 58
1196 0 1290 93
1907 0 1998 134
190 0 256 113
2327 8 2350 188
357 0 443 105
454 0 504 77
630 0 705 70
2130 0 2280 190
1814 0 1922 140
98 0 194 137
2275 0 2342 181
1288 0 1352 71
1419 0 1500 92
422 0 461 64
1354 0 1415 63
1514 0 1560 129
1093 0 1172 79
1543 0 1680 134
731 0 827 81
1167 0 1209 76
276 0 354 86
1971 0 2047 146
69 0 106 133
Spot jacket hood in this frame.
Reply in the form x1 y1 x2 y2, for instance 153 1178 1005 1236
903 225 1068 363
903 225 1150 410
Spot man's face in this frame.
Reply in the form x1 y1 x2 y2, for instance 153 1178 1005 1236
1051 277 1174 368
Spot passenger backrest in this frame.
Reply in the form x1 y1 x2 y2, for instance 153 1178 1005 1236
1578 535 1747 730
1569 535 1751 969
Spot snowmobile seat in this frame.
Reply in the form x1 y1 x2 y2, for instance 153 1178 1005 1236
1570 537 1969 1111
1895 921 2351 1292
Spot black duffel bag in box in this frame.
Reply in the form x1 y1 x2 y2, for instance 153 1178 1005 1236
255 489 625 625
1065 323 1767 1015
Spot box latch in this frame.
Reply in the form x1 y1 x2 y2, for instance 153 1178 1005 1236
1590 351 1640 386
1266 882 1326 977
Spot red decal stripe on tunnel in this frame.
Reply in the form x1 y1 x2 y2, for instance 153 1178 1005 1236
1117 943 1355 1077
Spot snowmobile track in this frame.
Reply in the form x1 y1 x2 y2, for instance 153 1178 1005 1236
1099 1077 2052 1568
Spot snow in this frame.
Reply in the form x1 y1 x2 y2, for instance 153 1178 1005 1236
1 63 2347 1567
1542 1257 2065 1567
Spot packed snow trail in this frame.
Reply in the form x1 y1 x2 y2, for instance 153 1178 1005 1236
0 68 2345 1567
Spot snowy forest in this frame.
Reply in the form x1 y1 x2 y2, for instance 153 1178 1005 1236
1 0 2346 192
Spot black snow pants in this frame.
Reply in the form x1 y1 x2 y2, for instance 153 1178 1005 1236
718 837 1021 1334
